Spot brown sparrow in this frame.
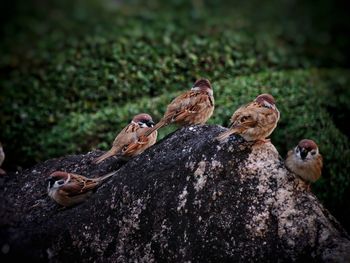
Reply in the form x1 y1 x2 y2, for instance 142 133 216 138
285 139 323 188
144 78 214 136
216 93 280 142
0 142 5 175
47 171 116 207
94 113 157 164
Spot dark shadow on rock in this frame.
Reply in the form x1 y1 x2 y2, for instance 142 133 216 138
0 125 349 262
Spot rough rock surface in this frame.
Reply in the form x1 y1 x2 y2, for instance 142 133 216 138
0 125 349 262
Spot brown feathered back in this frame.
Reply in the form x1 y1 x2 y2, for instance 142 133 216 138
144 79 214 137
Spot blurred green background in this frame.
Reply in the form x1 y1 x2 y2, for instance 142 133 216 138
0 0 349 230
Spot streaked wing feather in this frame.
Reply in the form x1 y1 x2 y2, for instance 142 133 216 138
122 135 149 156
231 119 258 132
62 174 99 196
165 91 211 121
229 105 247 125
112 123 139 153
59 182 86 197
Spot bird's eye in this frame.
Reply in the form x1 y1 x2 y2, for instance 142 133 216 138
241 116 248 122
58 180 64 185
311 151 316 155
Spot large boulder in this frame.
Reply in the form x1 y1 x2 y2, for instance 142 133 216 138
0 125 349 262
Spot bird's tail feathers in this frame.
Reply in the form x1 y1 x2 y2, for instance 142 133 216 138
98 170 118 182
93 149 117 164
216 129 236 141
143 119 166 137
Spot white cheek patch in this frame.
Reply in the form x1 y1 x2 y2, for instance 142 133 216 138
140 123 148 128
191 86 213 96
294 149 304 162
263 101 273 109
54 181 62 188
54 175 70 188
307 151 318 160
191 87 200 91
294 147 299 157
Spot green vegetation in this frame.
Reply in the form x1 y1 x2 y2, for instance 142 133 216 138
0 0 349 227
215 69 350 206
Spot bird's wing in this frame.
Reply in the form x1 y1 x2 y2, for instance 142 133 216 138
230 108 259 132
121 133 152 157
112 122 140 153
60 174 99 196
164 90 212 122
229 104 249 127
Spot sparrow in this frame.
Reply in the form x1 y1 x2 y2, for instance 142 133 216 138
285 139 323 188
94 113 157 164
216 93 280 142
47 170 116 207
143 78 214 136
0 142 6 175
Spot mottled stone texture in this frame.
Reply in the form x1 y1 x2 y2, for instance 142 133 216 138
1 125 349 262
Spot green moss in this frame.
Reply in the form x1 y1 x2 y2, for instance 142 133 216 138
1 0 348 164
39 93 180 159
0 0 349 227
26 69 349 209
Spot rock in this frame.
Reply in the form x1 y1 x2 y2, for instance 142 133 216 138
0 125 349 262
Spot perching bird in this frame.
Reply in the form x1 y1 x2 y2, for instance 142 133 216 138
143 78 214 136
47 171 115 207
216 93 280 142
285 139 323 188
0 142 5 175
94 113 157 164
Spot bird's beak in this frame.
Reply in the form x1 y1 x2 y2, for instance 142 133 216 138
147 120 155 127
300 148 308 160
